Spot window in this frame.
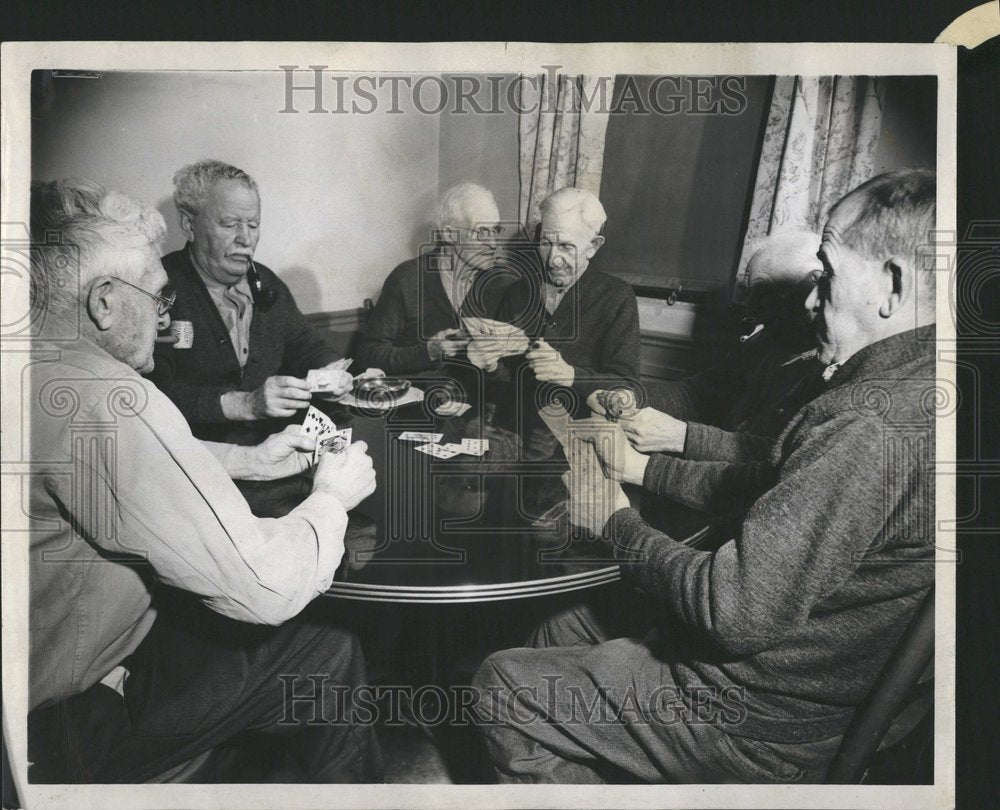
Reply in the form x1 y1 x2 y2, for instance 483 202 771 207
593 75 771 298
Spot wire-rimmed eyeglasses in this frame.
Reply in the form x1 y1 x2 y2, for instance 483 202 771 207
113 277 177 315
467 224 504 242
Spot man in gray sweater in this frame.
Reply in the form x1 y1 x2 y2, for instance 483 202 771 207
473 169 937 783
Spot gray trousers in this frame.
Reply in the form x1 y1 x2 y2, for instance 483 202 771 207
473 590 841 784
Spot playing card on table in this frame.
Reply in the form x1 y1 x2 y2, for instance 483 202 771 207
414 442 461 459
398 431 444 443
433 400 471 417
459 438 489 456
314 427 352 464
301 405 336 437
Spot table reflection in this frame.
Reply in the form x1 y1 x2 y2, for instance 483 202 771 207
264 372 714 603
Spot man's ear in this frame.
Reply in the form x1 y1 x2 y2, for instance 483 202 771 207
85 276 118 331
438 225 460 247
878 256 907 318
586 235 606 258
178 209 195 242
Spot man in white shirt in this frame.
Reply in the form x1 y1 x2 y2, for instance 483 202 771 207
26 179 382 782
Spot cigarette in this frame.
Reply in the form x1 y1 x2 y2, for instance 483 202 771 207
740 323 765 343
155 336 179 344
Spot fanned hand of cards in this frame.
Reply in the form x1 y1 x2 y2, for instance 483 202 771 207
462 317 530 371
301 405 352 464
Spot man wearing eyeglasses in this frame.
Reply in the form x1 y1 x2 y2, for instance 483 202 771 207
26 179 382 783
356 182 513 377
148 160 354 447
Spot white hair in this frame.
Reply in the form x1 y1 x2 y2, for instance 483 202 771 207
539 187 607 235
172 159 259 218
30 179 166 317
434 183 497 231
745 230 822 286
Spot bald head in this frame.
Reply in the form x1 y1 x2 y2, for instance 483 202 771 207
745 230 822 288
743 230 822 346
538 187 607 287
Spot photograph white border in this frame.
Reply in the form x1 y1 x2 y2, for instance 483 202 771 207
1 40 957 810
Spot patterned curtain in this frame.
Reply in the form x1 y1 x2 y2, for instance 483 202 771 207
735 76 887 292
518 73 613 231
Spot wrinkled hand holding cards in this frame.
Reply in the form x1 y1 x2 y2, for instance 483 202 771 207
597 389 637 422
301 405 352 463
305 361 384 395
462 317 530 371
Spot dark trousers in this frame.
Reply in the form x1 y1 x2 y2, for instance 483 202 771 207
474 590 840 784
28 595 383 783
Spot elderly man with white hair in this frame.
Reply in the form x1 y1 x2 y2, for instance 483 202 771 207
495 186 641 402
27 179 382 783
356 182 513 376
589 229 825 467
473 169 937 785
148 160 354 446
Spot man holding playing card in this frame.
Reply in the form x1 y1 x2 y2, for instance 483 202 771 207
355 183 513 378
148 160 354 446
491 187 641 404
27 180 383 783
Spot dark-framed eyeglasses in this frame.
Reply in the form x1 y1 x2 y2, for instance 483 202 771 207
113 277 177 315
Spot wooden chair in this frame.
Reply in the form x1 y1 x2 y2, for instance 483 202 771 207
826 586 935 783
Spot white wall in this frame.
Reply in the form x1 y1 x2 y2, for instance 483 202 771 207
32 71 441 313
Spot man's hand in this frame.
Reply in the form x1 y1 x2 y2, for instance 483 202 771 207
222 375 312 420
428 328 470 361
619 408 688 454
316 365 355 397
250 425 316 480
326 357 353 372
561 468 630 536
586 388 638 421
312 441 377 510
585 418 650 486
526 339 574 385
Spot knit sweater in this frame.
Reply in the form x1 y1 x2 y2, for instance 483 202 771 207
355 251 514 374
496 263 641 402
147 247 338 444
645 330 826 464
608 325 936 742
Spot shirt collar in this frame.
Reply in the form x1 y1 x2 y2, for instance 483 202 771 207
822 324 936 388
198 265 253 303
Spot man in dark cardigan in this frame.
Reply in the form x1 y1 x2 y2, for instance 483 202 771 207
147 160 351 449
485 187 640 455
147 161 352 514
355 183 516 400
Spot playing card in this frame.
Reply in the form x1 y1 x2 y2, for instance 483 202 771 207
414 443 461 459
301 405 336 437
398 431 444 443
459 438 489 455
314 427 352 464
432 401 471 417
531 499 568 527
